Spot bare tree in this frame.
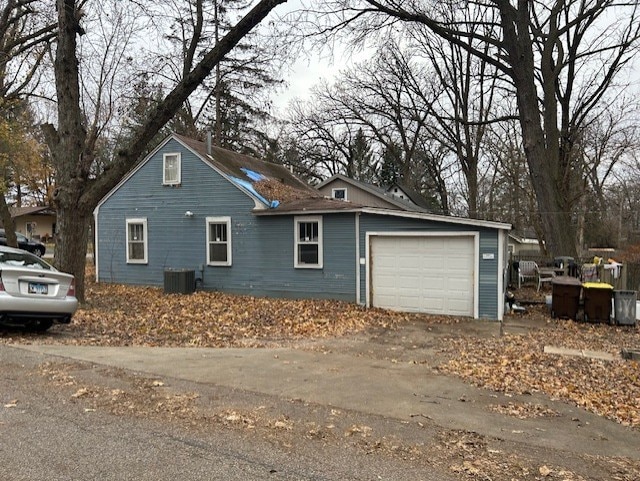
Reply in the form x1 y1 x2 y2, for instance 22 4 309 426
43 0 288 301
305 0 640 257
283 43 453 211
285 95 378 182
411 7 504 219
484 119 543 242
0 0 55 246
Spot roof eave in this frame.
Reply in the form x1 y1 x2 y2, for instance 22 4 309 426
359 208 512 230
254 205 511 229
253 207 363 216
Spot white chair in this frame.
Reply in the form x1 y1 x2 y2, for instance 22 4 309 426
536 266 556 292
518 260 538 288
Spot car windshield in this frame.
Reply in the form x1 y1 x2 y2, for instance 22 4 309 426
0 251 52 270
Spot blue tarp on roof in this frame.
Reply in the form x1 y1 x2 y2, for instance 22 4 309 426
230 177 279 208
240 168 266 182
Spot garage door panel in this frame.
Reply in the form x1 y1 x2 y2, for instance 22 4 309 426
421 299 445 311
422 279 444 289
371 235 474 317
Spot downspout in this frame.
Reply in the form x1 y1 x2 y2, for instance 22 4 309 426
93 206 99 282
355 211 361 304
497 229 506 322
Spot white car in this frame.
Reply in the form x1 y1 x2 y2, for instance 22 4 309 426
0 246 78 331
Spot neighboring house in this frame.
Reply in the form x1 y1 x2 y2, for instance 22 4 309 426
5 206 57 241
508 232 543 256
316 174 432 212
94 133 512 320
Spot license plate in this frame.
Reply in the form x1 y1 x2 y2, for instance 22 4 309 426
28 283 48 295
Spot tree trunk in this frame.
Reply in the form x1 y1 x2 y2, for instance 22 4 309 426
55 200 90 299
466 157 478 219
44 0 288 302
499 3 578 258
45 0 88 300
0 193 17 247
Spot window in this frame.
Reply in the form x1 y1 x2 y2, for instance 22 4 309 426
206 217 232 266
294 216 323 268
26 221 37 238
332 188 347 201
126 218 148 264
163 153 181 185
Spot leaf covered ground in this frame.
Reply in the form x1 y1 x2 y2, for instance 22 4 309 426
69 280 412 347
1 274 639 429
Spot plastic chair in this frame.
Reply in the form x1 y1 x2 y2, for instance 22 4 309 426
518 260 538 288
536 266 555 292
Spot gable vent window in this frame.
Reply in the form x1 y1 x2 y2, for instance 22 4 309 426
163 153 181 185
206 217 232 266
294 216 323 269
332 188 347 201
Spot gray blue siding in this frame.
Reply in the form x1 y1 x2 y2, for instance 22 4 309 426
97 138 504 319
96 139 356 301
357 213 500 319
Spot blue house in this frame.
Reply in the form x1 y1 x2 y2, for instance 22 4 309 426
94 134 512 320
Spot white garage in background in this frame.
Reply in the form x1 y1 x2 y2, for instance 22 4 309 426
366 232 478 317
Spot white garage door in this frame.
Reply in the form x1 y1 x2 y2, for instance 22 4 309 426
370 235 475 316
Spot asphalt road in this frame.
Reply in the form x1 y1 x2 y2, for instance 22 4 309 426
0 345 449 481
2 319 639 481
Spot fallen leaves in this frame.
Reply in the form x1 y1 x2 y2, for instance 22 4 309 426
2 270 639 432
254 179 319 204
439 326 640 428
71 387 91 399
489 402 560 419
52 278 413 348
38 362 200 421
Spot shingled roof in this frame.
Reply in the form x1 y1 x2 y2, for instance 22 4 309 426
8 206 56 217
175 134 366 212
175 134 315 195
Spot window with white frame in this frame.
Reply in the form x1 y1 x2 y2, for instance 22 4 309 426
163 153 181 185
332 188 347 201
294 216 323 268
126 218 148 264
206 217 232 266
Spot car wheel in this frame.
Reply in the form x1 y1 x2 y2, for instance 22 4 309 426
36 247 45 257
24 320 54 332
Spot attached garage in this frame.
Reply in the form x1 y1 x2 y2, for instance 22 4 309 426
369 233 477 317
358 210 510 320
368 233 477 316
253 203 510 321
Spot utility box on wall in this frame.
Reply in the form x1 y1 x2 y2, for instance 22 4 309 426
164 269 196 294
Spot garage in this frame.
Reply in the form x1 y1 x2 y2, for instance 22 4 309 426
368 233 476 316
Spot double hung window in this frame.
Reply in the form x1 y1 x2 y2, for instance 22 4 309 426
126 218 148 264
207 217 232 266
294 216 322 268
163 153 181 185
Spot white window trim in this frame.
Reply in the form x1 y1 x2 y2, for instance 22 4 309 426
206 216 232 266
294 215 323 269
163 152 181 185
332 187 347 201
126 218 148 264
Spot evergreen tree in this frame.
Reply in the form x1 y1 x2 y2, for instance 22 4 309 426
350 128 376 183
202 0 282 155
377 142 402 187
